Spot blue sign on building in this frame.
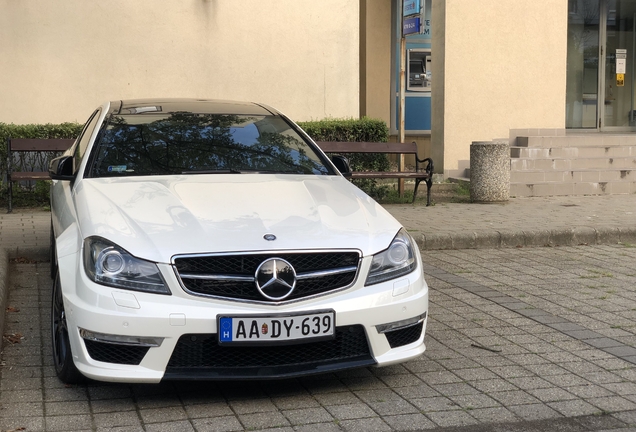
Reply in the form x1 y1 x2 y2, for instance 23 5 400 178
403 0 420 17
403 16 420 36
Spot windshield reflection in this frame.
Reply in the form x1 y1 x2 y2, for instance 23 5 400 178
90 113 330 177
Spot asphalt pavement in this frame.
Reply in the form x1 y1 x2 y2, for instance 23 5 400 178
1 194 636 431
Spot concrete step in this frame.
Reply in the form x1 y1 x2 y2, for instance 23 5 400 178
517 135 636 148
510 168 634 183
444 159 470 179
446 176 470 185
511 145 636 159
511 157 636 171
506 131 636 197
510 181 636 197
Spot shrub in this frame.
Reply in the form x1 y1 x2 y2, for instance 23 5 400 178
298 118 391 200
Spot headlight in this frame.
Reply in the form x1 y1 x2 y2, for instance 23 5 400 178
365 229 417 286
83 237 170 295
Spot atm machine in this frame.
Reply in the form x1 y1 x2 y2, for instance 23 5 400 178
408 49 431 92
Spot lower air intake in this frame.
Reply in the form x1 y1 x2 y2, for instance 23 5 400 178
84 339 150 365
384 321 424 348
164 325 375 379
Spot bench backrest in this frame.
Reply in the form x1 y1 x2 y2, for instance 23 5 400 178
315 141 417 154
8 138 75 153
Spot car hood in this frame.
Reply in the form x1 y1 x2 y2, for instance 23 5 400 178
74 175 403 263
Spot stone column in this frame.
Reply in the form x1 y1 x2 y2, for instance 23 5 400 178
470 140 510 203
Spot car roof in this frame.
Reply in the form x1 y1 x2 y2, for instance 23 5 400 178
112 98 277 116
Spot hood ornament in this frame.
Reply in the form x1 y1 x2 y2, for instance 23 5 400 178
263 234 276 241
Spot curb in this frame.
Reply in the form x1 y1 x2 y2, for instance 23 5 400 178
414 226 636 250
0 248 8 341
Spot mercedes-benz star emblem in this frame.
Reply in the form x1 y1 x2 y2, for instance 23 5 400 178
255 258 297 301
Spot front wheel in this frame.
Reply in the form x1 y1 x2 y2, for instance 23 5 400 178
51 272 84 384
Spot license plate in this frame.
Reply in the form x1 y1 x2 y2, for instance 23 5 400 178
217 310 335 345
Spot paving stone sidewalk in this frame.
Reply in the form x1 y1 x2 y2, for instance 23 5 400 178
3 246 636 431
386 194 636 250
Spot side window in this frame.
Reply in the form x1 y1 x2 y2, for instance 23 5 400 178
73 109 102 175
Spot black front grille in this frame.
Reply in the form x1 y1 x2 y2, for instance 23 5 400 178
384 322 424 348
84 340 150 365
174 252 360 302
164 325 374 379
175 253 359 274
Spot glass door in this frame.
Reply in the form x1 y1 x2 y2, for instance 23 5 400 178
566 0 601 128
601 0 636 128
566 0 636 130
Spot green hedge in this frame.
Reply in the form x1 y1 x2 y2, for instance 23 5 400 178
298 117 392 199
298 117 389 143
0 121 82 144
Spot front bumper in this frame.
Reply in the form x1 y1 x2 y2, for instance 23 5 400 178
59 256 428 383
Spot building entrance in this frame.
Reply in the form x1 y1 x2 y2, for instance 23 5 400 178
567 0 636 130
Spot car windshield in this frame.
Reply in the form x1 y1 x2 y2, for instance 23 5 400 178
88 112 331 177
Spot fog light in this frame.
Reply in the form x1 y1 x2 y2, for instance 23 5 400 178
375 312 427 334
79 328 163 347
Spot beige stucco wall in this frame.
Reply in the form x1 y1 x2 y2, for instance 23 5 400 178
0 0 359 124
436 0 568 173
361 0 392 124
431 0 446 170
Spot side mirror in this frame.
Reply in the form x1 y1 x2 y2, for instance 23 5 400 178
331 155 352 178
49 155 75 180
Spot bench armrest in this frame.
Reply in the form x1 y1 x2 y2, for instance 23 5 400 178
416 157 434 175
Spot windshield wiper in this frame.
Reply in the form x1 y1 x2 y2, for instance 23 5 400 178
181 169 242 174
238 169 307 174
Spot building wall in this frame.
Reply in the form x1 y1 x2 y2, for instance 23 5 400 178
431 0 447 170
361 0 393 124
436 0 569 173
0 0 359 124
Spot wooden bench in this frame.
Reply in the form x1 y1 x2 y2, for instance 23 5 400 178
6 138 75 213
315 141 434 206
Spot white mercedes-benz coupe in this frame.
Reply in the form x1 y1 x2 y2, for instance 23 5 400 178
49 98 429 383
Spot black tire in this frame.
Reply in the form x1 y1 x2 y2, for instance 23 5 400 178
51 271 84 384
50 221 56 280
